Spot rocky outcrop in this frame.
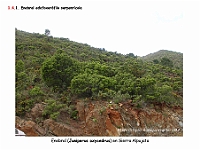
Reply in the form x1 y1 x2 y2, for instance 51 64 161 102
43 119 75 136
105 109 124 136
15 100 183 136
15 116 45 136
30 103 45 121
119 105 183 136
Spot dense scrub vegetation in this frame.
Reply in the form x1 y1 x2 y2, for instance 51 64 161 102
15 29 183 120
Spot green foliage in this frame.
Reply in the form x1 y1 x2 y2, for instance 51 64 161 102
42 99 65 120
50 112 59 120
142 50 182 69
16 71 27 82
112 91 131 104
97 89 116 100
156 85 174 104
16 59 28 87
114 73 136 95
92 117 97 123
71 73 116 98
126 53 137 58
16 70 28 92
84 62 116 77
160 57 173 68
172 81 182 91
29 86 44 96
41 51 79 90
16 60 25 73
45 29 50 36
119 60 146 78
16 96 34 116
65 104 78 120
153 59 159 64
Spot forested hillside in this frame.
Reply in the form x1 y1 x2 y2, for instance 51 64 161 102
15 29 183 136
141 50 183 69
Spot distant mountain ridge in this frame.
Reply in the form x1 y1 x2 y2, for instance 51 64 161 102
141 50 183 69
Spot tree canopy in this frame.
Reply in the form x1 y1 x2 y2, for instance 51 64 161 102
45 29 50 36
41 51 79 90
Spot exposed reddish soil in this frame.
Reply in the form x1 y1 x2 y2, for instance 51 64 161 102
15 100 183 136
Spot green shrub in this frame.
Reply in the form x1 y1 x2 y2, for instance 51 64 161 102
114 73 136 94
71 73 116 97
16 99 34 116
42 99 65 120
66 105 78 120
112 91 131 104
41 51 79 90
84 62 116 77
16 60 25 73
16 71 28 83
160 57 173 68
29 86 44 96
50 112 60 120
157 85 174 104
97 89 116 100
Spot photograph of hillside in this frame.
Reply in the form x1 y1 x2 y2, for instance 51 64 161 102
15 29 183 136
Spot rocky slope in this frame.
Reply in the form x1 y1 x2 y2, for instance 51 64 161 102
15 100 183 136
